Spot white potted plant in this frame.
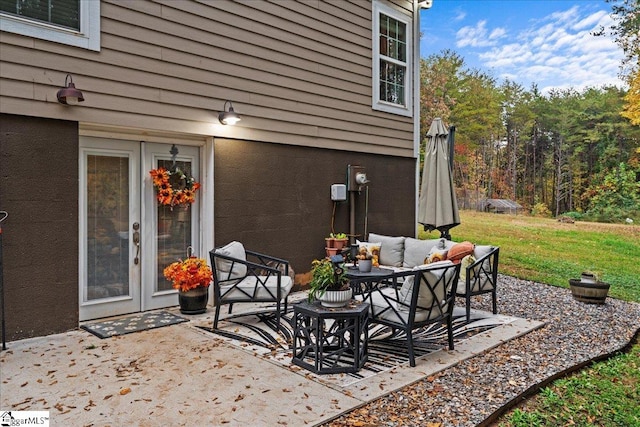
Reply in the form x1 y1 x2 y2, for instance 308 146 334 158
308 258 352 307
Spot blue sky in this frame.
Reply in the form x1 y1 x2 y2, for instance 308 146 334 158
419 0 625 93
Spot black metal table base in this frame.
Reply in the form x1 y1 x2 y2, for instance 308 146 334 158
291 300 369 374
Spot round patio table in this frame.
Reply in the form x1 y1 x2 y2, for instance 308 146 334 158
345 266 396 279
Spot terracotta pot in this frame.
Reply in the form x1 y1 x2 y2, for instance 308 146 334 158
178 286 209 314
334 238 349 250
325 247 340 257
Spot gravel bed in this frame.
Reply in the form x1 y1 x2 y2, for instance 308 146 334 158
323 275 640 427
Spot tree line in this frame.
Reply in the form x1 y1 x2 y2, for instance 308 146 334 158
420 0 639 222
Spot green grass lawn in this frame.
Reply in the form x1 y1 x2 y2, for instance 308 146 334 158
419 211 640 301
419 211 640 427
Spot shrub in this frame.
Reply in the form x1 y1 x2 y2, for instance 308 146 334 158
531 203 552 218
562 211 583 220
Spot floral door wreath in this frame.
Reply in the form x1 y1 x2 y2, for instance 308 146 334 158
149 167 201 208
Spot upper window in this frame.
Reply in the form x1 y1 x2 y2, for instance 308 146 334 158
372 2 412 116
0 0 100 51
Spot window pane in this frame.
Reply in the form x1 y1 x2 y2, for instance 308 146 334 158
380 60 405 105
388 17 397 39
379 13 406 62
0 0 79 31
51 0 79 29
156 159 193 293
380 14 389 36
86 155 130 300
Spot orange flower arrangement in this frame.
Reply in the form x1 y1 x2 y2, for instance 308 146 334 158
163 257 213 293
149 167 201 208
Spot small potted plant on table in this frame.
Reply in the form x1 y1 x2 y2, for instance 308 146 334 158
356 249 373 273
308 258 352 307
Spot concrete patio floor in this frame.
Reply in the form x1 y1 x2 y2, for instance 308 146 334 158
0 298 543 426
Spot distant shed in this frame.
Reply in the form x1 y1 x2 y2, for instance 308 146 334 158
482 199 523 215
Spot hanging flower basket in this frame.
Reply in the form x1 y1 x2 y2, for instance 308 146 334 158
149 167 200 208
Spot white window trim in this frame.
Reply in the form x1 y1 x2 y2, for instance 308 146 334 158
372 1 413 117
0 0 100 51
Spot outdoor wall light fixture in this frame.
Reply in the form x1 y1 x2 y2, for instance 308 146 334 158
56 73 85 105
218 100 241 125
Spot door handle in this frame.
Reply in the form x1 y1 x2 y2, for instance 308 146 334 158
133 222 140 265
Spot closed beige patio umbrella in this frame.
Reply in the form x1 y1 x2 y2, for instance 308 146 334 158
418 118 460 240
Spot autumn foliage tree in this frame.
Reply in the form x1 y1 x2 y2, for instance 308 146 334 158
420 50 640 222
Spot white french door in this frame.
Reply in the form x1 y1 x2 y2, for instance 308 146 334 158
79 137 201 321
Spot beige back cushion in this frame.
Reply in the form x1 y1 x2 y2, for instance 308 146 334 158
403 238 441 268
214 241 247 280
368 233 405 267
398 260 454 312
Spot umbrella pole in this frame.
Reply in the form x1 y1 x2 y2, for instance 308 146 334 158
448 126 455 172
0 211 7 350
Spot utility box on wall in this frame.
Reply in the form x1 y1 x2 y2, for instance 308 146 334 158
347 165 369 192
331 184 347 201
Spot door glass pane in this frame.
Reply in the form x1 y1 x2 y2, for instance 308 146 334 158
156 159 193 292
86 155 129 300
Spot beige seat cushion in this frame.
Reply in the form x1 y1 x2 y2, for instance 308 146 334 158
220 275 293 301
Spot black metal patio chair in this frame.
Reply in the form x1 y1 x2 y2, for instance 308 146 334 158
353 261 461 367
455 245 500 321
210 241 293 330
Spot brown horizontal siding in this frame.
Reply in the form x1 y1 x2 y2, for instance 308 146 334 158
0 0 416 156
1 46 411 141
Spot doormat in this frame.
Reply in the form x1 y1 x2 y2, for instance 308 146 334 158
197 305 514 388
81 311 189 339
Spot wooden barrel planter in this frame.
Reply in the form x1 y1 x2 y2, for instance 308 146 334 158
569 279 610 304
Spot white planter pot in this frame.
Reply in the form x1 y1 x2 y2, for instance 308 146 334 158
317 288 353 308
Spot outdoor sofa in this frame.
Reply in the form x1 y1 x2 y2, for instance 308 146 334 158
360 233 500 321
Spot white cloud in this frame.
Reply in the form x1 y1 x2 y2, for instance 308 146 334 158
572 10 608 30
489 27 506 40
456 20 507 48
473 4 624 92
546 6 580 25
